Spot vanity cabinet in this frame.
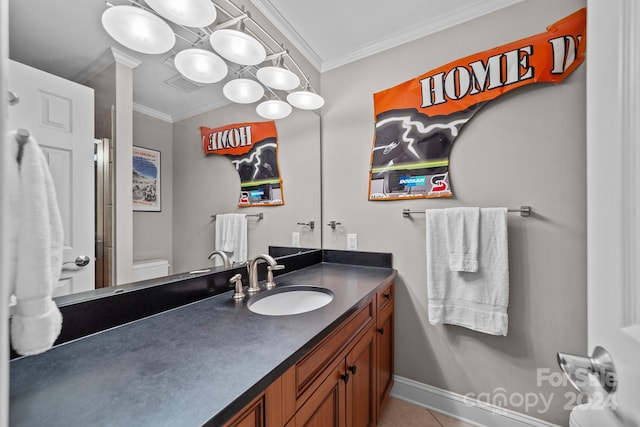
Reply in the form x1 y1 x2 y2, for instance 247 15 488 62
225 282 394 427
286 328 376 427
375 282 394 421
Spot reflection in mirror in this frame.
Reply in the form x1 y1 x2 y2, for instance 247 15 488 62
8 0 321 301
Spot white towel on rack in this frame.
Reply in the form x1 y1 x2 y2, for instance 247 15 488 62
7 131 64 356
214 213 247 266
445 207 480 272
426 208 509 336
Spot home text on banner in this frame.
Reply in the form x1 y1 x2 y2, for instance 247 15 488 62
369 8 586 201
201 120 284 207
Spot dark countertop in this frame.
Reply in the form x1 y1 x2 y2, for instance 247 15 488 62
10 262 396 427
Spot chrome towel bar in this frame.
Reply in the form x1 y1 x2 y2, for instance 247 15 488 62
402 205 532 218
211 212 264 220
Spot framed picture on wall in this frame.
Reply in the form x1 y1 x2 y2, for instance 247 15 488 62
133 146 161 212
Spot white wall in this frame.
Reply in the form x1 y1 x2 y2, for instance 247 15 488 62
132 111 173 268
321 1 586 425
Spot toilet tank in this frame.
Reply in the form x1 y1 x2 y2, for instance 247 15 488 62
132 259 170 281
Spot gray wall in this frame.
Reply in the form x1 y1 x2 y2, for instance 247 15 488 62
132 111 173 268
321 1 586 425
171 105 321 274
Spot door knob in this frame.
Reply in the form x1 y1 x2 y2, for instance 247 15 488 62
63 255 91 268
557 346 617 395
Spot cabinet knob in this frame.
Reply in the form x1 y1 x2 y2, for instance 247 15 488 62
340 373 350 384
377 328 384 335
348 365 357 375
384 293 392 300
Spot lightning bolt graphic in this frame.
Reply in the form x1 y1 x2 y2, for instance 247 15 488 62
374 115 470 159
231 142 277 180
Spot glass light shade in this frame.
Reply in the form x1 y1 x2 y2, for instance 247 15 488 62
256 100 293 120
102 6 175 54
256 66 300 91
210 29 266 66
174 49 227 83
146 0 216 27
287 90 325 110
223 79 265 104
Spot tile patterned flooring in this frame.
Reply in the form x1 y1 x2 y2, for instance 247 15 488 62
378 397 475 427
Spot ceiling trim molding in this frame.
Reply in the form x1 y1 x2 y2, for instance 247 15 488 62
320 0 524 73
253 0 524 73
170 98 232 123
72 48 116 84
111 48 142 69
322 0 525 72
250 0 323 71
73 47 143 86
133 103 173 123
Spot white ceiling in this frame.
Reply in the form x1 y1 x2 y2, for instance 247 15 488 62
251 0 524 72
8 0 523 122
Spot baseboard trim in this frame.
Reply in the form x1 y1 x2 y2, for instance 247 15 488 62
390 376 562 427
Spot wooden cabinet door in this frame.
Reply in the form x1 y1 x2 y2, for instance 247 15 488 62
345 328 376 427
376 305 394 420
286 362 346 427
223 394 265 427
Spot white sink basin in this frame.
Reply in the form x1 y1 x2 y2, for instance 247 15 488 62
248 286 333 316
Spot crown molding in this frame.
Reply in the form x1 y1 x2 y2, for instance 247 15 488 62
72 48 115 84
252 0 524 73
133 103 173 123
170 98 232 123
111 48 142 69
250 0 323 71
322 0 525 72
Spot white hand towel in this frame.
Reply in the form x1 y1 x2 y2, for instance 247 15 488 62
445 207 480 272
214 213 248 266
426 208 509 336
8 131 64 356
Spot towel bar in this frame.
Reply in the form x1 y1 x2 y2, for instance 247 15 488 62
211 212 263 220
402 206 532 218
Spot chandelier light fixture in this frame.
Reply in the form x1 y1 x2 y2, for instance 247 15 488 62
102 5 176 55
209 28 267 66
287 85 325 110
256 56 300 91
101 0 324 119
223 78 265 104
256 99 293 120
174 48 228 83
145 0 217 27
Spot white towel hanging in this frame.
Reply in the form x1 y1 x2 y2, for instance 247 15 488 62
8 130 64 355
426 207 510 336
214 213 248 267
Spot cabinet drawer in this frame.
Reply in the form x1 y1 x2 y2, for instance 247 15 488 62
376 282 393 314
294 300 374 402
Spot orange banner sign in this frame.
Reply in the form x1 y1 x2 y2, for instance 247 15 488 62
201 121 284 207
369 8 586 201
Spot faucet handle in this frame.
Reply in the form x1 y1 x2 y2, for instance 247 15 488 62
265 264 285 289
230 273 244 300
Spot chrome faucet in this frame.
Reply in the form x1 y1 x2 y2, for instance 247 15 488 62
247 254 284 294
208 250 231 269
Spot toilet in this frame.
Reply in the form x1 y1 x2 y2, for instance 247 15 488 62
132 259 170 281
569 404 625 427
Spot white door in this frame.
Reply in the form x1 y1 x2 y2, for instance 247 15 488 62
8 60 95 296
582 0 640 425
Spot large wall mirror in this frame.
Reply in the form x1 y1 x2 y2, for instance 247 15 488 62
8 0 322 300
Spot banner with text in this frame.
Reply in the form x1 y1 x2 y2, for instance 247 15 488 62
369 8 586 200
201 120 284 206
